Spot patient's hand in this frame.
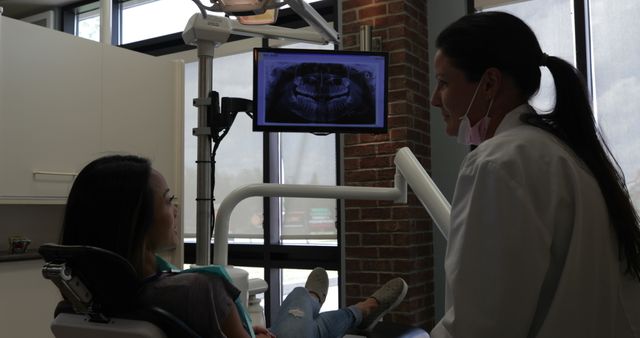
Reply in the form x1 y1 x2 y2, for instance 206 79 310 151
253 325 276 338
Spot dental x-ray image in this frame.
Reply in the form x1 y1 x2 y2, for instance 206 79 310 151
264 62 376 124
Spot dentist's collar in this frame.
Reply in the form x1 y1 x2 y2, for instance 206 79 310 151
493 104 535 136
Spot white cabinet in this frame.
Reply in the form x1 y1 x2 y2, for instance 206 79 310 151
101 46 183 192
0 259 60 338
0 16 102 202
0 16 183 203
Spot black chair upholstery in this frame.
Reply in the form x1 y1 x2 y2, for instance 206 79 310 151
40 244 139 315
39 243 201 338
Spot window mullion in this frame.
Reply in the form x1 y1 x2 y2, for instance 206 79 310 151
112 0 122 45
573 0 593 99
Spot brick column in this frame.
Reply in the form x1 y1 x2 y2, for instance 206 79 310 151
342 0 433 329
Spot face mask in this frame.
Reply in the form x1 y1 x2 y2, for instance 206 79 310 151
457 78 494 146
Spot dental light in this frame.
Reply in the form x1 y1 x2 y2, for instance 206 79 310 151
191 0 276 15
189 0 339 43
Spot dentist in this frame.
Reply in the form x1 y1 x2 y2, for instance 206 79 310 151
430 11 640 338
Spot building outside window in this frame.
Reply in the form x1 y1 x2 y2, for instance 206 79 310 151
76 5 100 41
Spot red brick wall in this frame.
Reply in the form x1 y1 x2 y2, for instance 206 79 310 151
341 0 433 329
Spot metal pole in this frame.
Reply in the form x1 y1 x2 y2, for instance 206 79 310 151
195 42 214 266
99 0 111 44
360 25 371 52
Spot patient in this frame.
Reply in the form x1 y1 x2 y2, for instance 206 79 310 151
61 155 408 338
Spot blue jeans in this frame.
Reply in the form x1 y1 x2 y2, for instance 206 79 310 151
270 287 363 338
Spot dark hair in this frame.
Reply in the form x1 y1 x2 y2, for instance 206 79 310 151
436 11 640 280
61 155 154 279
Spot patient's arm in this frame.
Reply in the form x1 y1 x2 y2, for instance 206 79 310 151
221 304 252 338
253 325 276 338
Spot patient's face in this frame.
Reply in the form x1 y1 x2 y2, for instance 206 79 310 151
147 169 179 251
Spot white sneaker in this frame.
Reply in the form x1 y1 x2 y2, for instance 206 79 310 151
357 277 408 332
304 267 329 306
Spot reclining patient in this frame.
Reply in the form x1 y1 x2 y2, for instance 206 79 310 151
61 155 407 338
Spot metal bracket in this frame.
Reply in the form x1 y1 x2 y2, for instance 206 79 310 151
192 127 212 136
360 25 382 52
42 263 92 314
193 97 212 107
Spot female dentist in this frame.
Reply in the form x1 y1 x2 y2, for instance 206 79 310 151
429 11 640 338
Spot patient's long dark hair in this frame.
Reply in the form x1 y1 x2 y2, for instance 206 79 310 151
62 155 154 279
436 11 640 280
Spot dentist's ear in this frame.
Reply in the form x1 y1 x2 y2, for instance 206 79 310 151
483 67 503 99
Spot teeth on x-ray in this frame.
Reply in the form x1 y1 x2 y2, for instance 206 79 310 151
266 63 376 124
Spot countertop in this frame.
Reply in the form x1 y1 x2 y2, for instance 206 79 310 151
0 249 41 262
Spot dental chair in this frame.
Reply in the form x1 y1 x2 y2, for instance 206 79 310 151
39 243 201 338
39 243 429 338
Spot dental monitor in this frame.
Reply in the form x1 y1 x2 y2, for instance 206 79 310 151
253 48 388 134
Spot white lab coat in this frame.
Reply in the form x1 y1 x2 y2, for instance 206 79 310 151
431 104 640 338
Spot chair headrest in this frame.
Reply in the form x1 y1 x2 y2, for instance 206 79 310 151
39 243 140 315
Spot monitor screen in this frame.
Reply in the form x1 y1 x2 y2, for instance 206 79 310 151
253 48 388 134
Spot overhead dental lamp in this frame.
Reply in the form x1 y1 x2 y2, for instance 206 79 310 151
192 0 275 15
189 0 339 42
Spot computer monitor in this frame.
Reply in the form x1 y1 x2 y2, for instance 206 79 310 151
253 48 388 134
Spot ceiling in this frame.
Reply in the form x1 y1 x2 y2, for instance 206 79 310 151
0 0 77 19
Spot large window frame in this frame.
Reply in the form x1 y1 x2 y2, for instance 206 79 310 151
469 0 593 105
60 0 341 325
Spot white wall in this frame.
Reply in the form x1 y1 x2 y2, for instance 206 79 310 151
428 0 470 321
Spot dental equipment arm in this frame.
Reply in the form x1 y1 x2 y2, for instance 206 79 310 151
284 0 339 44
212 147 451 266
187 0 339 45
183 13 332 47
393 147 451 238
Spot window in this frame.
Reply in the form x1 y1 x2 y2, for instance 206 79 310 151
277 42 338 246
121 0 325 44
486 0 576 111
282 268 339 311
183 51 264 240
279 132 338 245
76 5 100 41
122 0 222 44
590 0 640 209
483 0 640 211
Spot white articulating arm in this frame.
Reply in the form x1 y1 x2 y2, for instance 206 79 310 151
284 0 339 44
186 0 339 45
183 14 330 47
393 147 451 239
212 147 450 266
213 176 407 265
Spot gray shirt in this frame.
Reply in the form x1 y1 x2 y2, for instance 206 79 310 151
138 271 240 338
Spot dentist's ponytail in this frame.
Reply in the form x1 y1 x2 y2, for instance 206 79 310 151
437 11 640 280
543 54 640 279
